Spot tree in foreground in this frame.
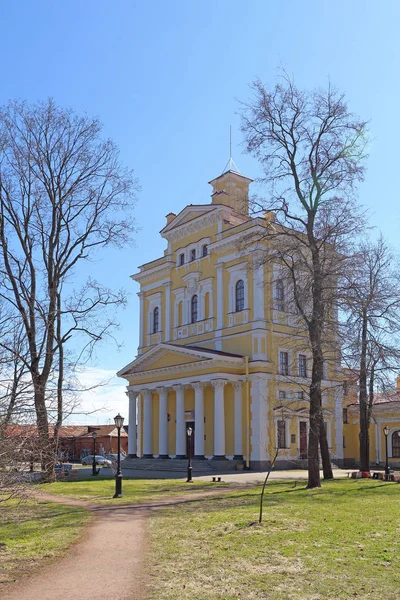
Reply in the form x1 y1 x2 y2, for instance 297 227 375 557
241 74 368 488
0 99 138 480
342 237 400 472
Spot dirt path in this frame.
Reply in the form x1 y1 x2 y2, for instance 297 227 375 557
2 493 149 600
1 488 232 600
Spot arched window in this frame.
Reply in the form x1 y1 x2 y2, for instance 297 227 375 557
235 280 244 312
190 249 196 262
153 307 159 334
392 431 400 458
178 301 183 327
275 280 285 311
202 244 208 257
191 295 198 323
179 253 184 266
204 292 210 319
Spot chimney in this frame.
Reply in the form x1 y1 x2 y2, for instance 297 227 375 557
264 211 276 222
165 212 176 225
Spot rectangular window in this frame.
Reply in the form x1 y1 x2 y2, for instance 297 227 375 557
343 436 346 448
277 420 286 449
179 253 184 266
190 249 196 261
343 408 348 424
278 390 286 401
296 391 304 400
298 354 307 378
279 351 289 376
291 434 296 445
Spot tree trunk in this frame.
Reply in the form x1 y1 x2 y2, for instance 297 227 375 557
33 382 55 482
319 416 333 479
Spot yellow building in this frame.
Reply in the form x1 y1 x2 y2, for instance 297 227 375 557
118 162 344 469
343 376 400 469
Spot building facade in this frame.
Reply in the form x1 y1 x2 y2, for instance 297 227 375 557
118 164 344 469
343 376 400 469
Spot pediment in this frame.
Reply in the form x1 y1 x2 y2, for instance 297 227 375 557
160 205 216 233
117 343 243 380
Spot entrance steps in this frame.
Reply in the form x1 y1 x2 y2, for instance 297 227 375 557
122 457 244 473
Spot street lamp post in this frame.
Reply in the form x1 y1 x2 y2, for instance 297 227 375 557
113 413 124 498
383 426 390 481
91 431 98 476
186 426 193 483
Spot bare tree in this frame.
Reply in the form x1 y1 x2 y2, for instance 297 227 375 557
0 99 138 480
240 74 368 488
341 236 400 472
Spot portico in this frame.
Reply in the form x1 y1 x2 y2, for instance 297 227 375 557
118 343 247 460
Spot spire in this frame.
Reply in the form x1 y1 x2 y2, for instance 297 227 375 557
221 126 242 175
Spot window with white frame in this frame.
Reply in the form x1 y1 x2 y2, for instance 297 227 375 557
296 391 305 400
153 307 159 334
202 244 208 257
278 390 286 401
190 248 196 262
392 431 400 458
235 280 244 312
191 295 198 323
147 292 162 337
227 263 248 314
179 253 184 266
277 420 286 448
279 351 289 376
298 354 307 378
274 280 285 311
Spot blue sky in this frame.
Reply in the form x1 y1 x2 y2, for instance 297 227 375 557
1 1 399 423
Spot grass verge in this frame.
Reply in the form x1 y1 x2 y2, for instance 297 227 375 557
0 497 90 584
149 478 400 599
40 477 217 503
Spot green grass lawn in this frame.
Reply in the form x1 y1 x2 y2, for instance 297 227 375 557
148 479 400 600
40 477 217 503
0 497 90 584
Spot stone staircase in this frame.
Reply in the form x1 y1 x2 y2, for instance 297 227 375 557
122 457 244 474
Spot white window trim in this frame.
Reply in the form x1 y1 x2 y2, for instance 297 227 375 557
275 417 290 450
227 262 248 313
278 347 292 377
147 292 162 335
297 352 311 379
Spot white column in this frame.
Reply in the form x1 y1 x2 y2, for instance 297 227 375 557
163 282 171 342
212 379 226 458
138 292 144 349
233 381 243 459
174 384 186 458
193 382 205 458
157 387 169 458
253 254 265 321
137 394 142 456
143 389 153 457
250 374 269 468
334 386 344 460
127 390 138 457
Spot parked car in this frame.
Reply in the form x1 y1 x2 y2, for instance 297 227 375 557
104 453 126 463
81 455 112 466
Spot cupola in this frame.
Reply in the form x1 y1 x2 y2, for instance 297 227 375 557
208 158 253 216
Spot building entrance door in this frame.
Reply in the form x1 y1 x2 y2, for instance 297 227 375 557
186 421 195 458
299 422 308 459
